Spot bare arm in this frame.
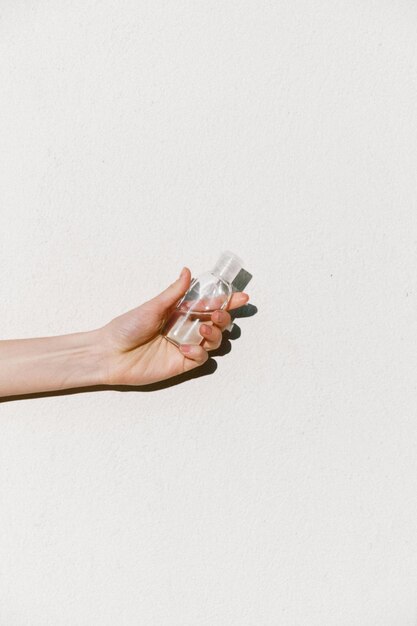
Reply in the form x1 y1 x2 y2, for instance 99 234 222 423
0 330 104 397
0 267 249 398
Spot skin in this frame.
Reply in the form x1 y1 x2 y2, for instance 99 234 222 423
0 267 249 398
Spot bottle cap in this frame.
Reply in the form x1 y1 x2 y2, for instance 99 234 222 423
212 250 244 284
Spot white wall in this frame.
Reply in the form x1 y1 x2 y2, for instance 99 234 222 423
1 1 417 624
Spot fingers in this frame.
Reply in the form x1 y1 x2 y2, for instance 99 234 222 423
199 322 223 350
199 300 248 350
227 292 249 310
179 343 209 370
150 267 191 311
211 309 232 331
176 290 251 365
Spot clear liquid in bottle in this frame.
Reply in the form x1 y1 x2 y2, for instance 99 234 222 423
163 307 213 346
162 251 244 347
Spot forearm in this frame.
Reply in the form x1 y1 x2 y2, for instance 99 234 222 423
0 329 105 397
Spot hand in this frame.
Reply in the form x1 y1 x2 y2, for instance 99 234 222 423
97 267 250 386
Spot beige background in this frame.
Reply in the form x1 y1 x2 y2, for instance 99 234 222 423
1 1 417 624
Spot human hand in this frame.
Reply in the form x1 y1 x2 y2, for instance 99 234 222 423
97 267 250 386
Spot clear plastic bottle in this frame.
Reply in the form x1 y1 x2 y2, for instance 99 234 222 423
161 250 244 347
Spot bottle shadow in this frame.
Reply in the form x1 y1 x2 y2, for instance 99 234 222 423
0 303 258 403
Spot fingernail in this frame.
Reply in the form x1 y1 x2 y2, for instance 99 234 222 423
201 324 212 335
242 292 249 301
179 267 187 279
180 344 191 352
213 311 222 322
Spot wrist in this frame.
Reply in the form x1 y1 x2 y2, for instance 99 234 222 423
32 329 107 392
72 328 109 388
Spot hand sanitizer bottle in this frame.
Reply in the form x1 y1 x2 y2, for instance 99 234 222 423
161 250 244 347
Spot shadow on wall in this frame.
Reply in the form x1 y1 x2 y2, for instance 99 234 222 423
0 270 257 403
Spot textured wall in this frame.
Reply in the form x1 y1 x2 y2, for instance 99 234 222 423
1 1 417 624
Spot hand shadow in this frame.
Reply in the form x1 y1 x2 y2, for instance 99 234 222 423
0 270 256 402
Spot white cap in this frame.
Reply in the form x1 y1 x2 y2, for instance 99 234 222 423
212 250 244 284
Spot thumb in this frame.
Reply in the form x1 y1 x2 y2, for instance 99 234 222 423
150 266 191 312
